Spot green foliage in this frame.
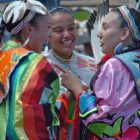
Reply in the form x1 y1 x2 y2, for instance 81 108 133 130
72 9 90 21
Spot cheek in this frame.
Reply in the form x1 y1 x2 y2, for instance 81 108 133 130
72 31 78 40
49 36 57 44
104 31 118 44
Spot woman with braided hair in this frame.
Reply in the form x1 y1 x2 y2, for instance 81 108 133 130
61 5 140 140
43 7 97 140
0 0 68 139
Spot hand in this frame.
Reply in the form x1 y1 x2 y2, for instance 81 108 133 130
61 69 84 98
61 90 75 103
61 69 82 94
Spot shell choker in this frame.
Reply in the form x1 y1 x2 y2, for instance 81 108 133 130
51 50 72 64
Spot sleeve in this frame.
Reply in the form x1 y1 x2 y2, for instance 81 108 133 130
55 94 73 125
56 93 82 140
79 58 135 126
55 94 75 140
7 54 60 139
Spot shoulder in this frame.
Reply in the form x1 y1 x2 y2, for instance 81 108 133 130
73 51 96 63
100 57 131 77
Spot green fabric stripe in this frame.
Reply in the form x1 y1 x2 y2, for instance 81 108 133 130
8 53 38 139
80 107 98 118
0 98 9 140
49 78 60 126
2 40 21 50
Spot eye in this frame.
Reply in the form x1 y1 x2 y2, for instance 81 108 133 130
102 23 108 31
52 27 63 34
68 26 76 31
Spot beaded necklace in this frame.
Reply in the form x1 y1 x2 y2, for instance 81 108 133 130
51 50 72 64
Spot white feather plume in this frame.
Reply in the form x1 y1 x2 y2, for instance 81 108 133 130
3 0 48 24
26 0 47 14
3 1 26 23
88 0 109 63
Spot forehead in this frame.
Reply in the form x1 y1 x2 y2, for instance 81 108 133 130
37 14 51 24
103 11 120 25
51 12 74 25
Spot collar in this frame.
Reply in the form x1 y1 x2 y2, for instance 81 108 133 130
51 50 72 64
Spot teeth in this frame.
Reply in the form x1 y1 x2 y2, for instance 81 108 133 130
62 40 72 45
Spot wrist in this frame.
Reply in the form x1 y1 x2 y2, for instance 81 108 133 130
71 87 84 98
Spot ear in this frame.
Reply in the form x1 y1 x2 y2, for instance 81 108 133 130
120 28 131 41
24 24 33 37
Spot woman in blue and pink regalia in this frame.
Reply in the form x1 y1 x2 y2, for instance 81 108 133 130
61 5 140 140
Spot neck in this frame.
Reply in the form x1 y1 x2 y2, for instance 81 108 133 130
51 50 72 64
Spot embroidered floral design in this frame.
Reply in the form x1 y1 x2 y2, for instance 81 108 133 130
77 56 96 71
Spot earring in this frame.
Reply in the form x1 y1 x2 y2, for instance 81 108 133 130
114 42 124 54
22 37 30 48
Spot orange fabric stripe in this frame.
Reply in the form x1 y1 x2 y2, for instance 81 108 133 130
57 97 74 123
0 48 29 87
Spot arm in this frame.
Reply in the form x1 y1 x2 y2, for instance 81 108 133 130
8 54 59 139
61 58 135 124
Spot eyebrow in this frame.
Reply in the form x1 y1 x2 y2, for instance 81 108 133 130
52 23 75 28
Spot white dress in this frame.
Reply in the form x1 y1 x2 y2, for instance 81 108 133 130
44 50 97 95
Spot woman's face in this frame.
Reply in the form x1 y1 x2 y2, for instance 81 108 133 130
49 12 78 58
98 11 124 55
28 14 51 53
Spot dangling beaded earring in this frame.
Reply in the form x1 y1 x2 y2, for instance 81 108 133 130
22 37 30 47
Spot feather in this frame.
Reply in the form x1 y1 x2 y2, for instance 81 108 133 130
29 6 46 15
26 0 47 14
3 0 48 24
3 1 26 23
12 2 26 23
135 0 140 9
3 1 16 23
87 0 109 63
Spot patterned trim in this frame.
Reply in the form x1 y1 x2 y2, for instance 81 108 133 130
79 91 97 119
118 6 140 41
51 50 72 64
0 47 31 103
115 50 140 98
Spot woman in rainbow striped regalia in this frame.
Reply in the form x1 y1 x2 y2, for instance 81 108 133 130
0 0 69 139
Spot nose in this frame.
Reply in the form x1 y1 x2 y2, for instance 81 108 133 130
97 30 102 39
63 30 70 38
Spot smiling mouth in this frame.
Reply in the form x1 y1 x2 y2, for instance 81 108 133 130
62 40 73 46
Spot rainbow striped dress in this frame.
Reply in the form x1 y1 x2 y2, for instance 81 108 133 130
0 40 60 140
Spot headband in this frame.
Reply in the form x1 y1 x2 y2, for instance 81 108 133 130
118 6 140 41
11 11 36 34
49 7 73 16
